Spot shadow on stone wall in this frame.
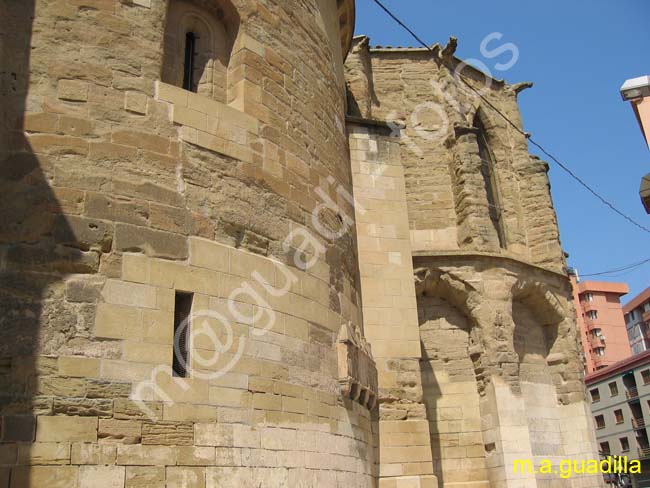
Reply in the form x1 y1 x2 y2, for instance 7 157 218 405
0 1 81 484
419 349 443 486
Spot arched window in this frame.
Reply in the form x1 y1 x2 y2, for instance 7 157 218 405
162 0 239 102
475 114 506 249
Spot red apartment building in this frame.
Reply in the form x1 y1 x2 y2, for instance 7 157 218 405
570 272 631 373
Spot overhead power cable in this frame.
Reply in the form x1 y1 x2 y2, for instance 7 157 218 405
370 0 650 235
580 257 650 277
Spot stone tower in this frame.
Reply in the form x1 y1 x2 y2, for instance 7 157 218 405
345 37 604 487
1 0 378 486
1 1 604 487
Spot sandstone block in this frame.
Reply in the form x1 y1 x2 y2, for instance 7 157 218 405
23 112 59 133
17 442 70 465
10 466 78 488
79 466 126 488
94 303 142 340
116 444 177 466
163 403 217 423
141 422 193 446
121 254 150 284
189 238 229 272
124 91 148 115
65 278 104 303
101 279 157 309
114 399 163 421
71 443 117 465
58 356 101 377
194 424 233 447
98 419 142 444
125 466 165 488
86 380 131 399
176 446 215 466
114 223 188 260
1 416 35 442
167 467 205 488
58 79 89 101
112 130 170 154
36 416 98 442
53 398 112 417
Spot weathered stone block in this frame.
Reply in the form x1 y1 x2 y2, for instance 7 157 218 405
65 278 104 303
141 422 193 446
1 416 35 442
114 399 163 421
94 303 142 340
116 445 177 466
98 419 142 444
86 380 131 399
114 223 188 260
79 466 126 488
10 466 78 488
18 442 70 465
53 398 112 417
101 279 157 308
58 356 101 377
124 91 148 115
167 466 206 488
71 443 117 465
52 214 113 252
35 416 98 442
176 446 215 466
57 79 89 101
125 466 165 488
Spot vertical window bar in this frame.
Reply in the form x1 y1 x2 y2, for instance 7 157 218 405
173 291 193 377
183 32 196 92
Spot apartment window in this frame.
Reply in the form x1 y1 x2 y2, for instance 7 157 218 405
600 441 610 455
587 310 598 320
642 370 650 385
620 437 630 452
590 388 600 403
591 328 602 338
594 347 606 356
609 382 618 396
172 291 194 378
614 409 624 424
595 415 605 429
475 114 506 249
644 303 650 313
584 292 594 302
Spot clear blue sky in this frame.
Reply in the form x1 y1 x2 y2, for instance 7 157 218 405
355 0 650 301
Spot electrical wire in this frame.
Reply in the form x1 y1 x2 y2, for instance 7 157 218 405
370 0 650 235
580 257 650 277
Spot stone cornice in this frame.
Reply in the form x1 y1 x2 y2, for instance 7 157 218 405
411 250 569 281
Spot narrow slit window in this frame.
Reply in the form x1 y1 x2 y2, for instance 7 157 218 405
173 291 194 377
183 32 197 92
475 116 506 248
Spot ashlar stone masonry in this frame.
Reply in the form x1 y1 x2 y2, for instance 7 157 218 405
0 1 601 487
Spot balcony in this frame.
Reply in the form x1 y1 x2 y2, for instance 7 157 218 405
590 335 606 348
639 447 650 458
582 301 598 313
627 387 639 400
633 418 646 429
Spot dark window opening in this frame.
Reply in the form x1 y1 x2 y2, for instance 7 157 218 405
173 291 193 377
183 32 197 92
475 116 506 248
